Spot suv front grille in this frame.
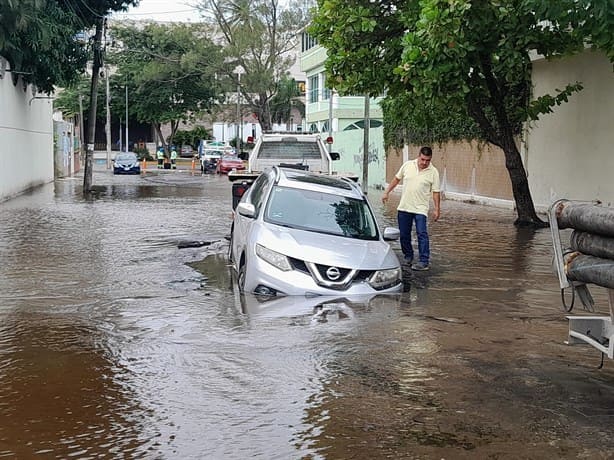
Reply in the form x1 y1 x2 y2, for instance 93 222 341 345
289 257 370 290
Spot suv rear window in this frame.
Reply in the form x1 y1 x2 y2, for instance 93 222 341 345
258 142 321 160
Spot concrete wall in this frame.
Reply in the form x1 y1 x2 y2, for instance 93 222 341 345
526 50 614 209
330 127 387 189
1 56 54 202
386 141 514 208
53 120 76 178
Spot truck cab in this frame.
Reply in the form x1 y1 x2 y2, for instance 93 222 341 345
228 132 344 209
245 133 338 174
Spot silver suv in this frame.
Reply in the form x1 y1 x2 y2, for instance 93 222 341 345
230 167 402 296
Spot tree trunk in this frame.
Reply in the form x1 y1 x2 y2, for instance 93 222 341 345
154 123 167 153
500 136 546 227
82 18 104 194
259 94 273 132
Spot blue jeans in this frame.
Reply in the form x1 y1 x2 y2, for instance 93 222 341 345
398 211 430 264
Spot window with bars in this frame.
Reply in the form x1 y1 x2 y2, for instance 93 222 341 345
308 75 319 103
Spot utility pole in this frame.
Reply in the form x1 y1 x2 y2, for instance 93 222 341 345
105 65 111 168
83 16 105 194
362 95 370 194
327 90 333 153
78 94 85 164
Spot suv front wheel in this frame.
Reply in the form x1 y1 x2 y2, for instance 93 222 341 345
237 259 247 293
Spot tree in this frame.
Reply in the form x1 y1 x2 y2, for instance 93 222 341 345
109 22 227 152
0 0 88 92
310 0 614 227
198 0 311 131
269 76 305 126
1 0 138 193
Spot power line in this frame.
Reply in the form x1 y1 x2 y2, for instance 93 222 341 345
114 9 199 16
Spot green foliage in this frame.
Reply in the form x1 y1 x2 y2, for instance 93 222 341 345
173 126 211 148
133 146 152 161
108 22 227 147
381 94 482 148
0 0 137 93
311 0 613 149
269 76 305 124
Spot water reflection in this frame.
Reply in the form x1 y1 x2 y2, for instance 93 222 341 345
0 313 148 458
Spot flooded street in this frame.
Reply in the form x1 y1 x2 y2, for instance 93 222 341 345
1 165 614 459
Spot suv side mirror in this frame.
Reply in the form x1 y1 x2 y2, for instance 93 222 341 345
383 227 400 241
330 152 340 160
236 202 256 218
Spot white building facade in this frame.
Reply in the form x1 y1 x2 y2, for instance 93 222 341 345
0 56 54 202
525 50 614 210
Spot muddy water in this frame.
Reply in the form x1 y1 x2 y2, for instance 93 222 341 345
1 166 613 459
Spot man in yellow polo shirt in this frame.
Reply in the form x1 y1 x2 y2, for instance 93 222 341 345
382 146 441 271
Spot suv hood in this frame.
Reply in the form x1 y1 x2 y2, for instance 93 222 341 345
257 222 399 269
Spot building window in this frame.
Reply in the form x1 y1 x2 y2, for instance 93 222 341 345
301 32 318 52
308 75 319 103
322 74 330 100
343 119 384 131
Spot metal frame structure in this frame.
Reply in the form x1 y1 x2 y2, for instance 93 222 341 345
549 200 614 359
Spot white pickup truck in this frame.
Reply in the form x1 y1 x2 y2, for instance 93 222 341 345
228 132 344 208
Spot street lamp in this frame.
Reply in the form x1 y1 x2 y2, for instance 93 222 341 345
125 83 129 153
234 66 244 154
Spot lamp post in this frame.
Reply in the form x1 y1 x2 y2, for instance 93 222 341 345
234 66 244 154
105 65 111 168
125 83 129 153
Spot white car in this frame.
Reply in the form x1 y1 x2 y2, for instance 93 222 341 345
230 166 402 296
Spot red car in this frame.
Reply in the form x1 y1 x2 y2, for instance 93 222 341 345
216 154 246 174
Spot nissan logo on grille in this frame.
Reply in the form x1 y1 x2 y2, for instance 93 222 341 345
326 267 341 281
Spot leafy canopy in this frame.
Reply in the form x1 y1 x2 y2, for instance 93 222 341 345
109 22 227 142
0 0 137 93
311 0 614 147
198 0 312 130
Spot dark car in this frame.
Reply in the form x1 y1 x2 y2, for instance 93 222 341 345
180 145 194 157
216 154 246 174
113 152 141 175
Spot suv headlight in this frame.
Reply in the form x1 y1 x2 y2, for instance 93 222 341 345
256 244 292 271
367 268 401 290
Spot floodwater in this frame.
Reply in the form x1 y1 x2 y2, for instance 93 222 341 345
1 165 614 459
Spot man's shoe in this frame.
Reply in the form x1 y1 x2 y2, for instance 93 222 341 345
403 257 413 265
411 262 429 271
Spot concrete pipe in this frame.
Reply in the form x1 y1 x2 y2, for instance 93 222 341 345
565 252 614 290
570 231 614 260
555 200 614 238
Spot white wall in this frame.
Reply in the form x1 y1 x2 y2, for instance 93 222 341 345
0 56 54 202
526 50 614 210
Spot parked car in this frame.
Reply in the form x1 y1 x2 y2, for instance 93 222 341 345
230 166 402 296
198 140 234 173
113 152 140 175
217 154 246 174
180 145 194 157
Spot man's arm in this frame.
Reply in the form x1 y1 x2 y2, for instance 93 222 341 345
432 191 441 221
382 177 400 203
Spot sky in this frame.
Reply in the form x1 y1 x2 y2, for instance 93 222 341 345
111 0 204 23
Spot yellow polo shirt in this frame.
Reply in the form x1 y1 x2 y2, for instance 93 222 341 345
395 159 440 216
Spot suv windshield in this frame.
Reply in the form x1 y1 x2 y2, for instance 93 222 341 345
265 186 378 240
